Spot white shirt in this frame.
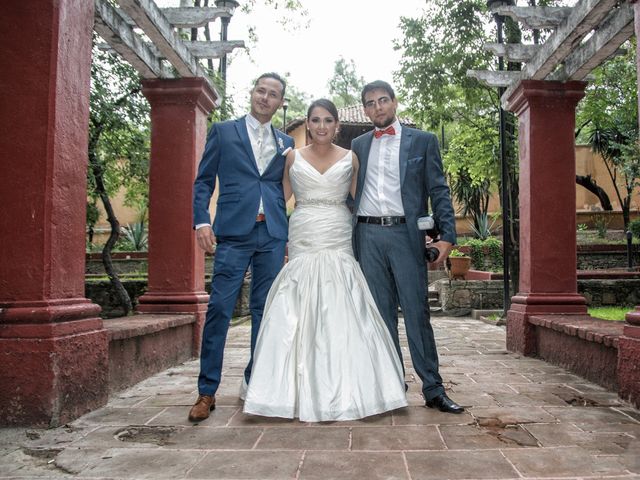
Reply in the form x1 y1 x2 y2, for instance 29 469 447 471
195 113 276 230
357 119 405 216
245 113 277 175
246 113 276 215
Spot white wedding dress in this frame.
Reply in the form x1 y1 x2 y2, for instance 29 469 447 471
243 150 408 422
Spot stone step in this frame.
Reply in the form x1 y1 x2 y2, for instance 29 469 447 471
428 285 443 315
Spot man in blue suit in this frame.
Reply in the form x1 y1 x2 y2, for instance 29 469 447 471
352 80 464 414
189 73 294 422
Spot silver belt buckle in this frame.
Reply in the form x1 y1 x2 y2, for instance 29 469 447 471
381 216 393 226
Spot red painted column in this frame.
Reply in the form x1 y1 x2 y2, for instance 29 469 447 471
617 1 640 408
136 78 216 352
504 80 588 355
0 1 107 426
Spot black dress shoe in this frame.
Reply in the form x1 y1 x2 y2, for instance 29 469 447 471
425 394 464 414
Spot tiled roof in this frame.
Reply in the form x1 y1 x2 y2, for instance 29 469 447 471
287 105 416 133
286 105 416 130
337 105 370 124
337 105 416 127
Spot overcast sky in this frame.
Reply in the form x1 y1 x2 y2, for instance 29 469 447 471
157 0 428 111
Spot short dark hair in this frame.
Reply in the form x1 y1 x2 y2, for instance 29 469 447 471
361 80 396 106
254 72 287 98
306 98 339 122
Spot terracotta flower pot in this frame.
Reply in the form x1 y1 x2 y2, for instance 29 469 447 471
448 256 471 280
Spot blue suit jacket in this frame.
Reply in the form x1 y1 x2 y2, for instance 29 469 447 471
351 127 456 263
193 117 294 241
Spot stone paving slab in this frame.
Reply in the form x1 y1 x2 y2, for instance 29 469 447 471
187 451 303 479
299 451 408 480
503 446 630 477
1 316 640 479
439 424 537 449
405 450 520 480
256 427 350 450
78 447 206 478
351 426 445 451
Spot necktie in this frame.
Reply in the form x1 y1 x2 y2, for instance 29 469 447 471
257 125 266 171
257 125 266 150
374 126 396 139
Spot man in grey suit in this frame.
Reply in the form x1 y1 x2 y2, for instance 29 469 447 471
351 80 463 414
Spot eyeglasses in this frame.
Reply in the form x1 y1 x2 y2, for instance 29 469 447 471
364 96 392 109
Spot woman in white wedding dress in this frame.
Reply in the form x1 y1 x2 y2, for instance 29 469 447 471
243 99 407 422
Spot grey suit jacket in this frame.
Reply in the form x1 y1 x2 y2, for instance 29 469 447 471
351 127 456 263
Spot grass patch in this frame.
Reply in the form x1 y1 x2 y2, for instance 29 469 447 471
588 306 634 321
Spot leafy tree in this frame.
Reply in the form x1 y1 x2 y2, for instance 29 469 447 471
240 0 308 29
395 0 573 300
328 57 366 108
89 39 151 315
271 82 311 130
444 116 500 235
395 1 495 129
578 40 639 230
181 0 308 121
395 0 520 298
235 0 309 58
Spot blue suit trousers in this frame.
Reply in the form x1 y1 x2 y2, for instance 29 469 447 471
197 222 285 396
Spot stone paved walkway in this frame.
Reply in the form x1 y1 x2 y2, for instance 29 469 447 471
1 316 639 479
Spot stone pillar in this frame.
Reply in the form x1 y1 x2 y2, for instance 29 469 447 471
616 1 640 408
504 80 588 355
0 1 107 426
136 78 216 353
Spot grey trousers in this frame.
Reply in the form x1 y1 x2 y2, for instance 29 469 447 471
355 222 445 401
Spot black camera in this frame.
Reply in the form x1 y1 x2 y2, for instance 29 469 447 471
418 215 441 263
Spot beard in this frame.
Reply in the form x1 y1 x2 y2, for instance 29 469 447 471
373 115 395 129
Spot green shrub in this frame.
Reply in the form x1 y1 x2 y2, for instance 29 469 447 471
590 213 610 239
630 218 640 239
460 237 503 271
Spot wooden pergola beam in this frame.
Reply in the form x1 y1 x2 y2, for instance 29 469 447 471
94 0 174 79
493 0 622 106
520 0 621 82
484 43 540 63
115 6 233 29
97 40 246 60
466 70 521 88
550 2 635 81
161 7 231 28
187 40 245 58
469 0 633 98
494 6 572 29
117 0 202 78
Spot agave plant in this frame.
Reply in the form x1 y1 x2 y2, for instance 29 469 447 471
121 221 148 251
469 212 497 241
450 168 492 238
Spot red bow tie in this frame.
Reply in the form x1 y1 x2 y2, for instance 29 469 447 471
374 126 396 138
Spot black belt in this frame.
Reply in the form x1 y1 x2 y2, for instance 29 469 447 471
357 216 406 226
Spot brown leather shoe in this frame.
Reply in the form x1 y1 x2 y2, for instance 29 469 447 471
188 395 215 422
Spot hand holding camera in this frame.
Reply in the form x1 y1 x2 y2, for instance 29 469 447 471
417 215 441 263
